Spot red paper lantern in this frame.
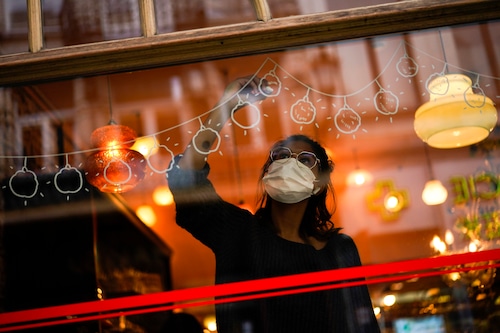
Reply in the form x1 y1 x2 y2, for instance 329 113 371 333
85 124 145 193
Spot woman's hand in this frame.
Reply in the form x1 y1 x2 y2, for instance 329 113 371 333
219 75 270 112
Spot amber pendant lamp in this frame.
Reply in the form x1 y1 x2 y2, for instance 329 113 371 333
84 77 145 193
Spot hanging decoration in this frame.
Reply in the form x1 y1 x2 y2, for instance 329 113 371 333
414 73 497 149
54 155 84 200
84 76 146 193
396 44 419 78
421 145 448 205
7 157 39 206
258 66 282 97
84 123 146 193
422 180 448 205
414 31 497 149
346 148 373 186
290 89 316 125
334 97 361 135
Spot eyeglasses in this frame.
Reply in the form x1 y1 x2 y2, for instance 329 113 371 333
270 146 319 169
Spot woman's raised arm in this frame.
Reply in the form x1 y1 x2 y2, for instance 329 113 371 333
177 76 269 170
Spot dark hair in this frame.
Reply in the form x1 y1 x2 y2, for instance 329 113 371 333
255 134 339 241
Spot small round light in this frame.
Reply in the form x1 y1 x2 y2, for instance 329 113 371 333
152 186 174 206
136 205 157 226
383 294 396 307
422 180 448 205
346 169 373 186
383 191 405 212
131 136 159 157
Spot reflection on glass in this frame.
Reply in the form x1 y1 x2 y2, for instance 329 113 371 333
1 0 429 55
0 0 29 54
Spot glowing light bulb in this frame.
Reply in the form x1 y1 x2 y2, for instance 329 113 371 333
346 169 373 186
469 241 478 252
131 136 159 157
444 229 454 245
203 315 217 332
414 73 497 149
153 186 174 206
422 180 448 205
85 124 145 193
136 205 157 226
383 294 396 307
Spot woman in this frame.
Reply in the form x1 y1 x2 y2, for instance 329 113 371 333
167 76 380 333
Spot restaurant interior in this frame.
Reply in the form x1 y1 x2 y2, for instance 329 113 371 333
1 1 499 332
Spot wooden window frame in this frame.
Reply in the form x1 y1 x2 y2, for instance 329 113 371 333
1 0 499 86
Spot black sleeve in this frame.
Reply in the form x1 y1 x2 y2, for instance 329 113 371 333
166 155 253 254
335 234 381 333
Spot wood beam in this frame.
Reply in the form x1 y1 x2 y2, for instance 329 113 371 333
138 0 157 37
27 0 43 53
250 0 273 22
1 0 499 86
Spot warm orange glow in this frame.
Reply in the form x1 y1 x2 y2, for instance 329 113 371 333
136 205 157 226
422 179 448 205
85 124 146 193
203 315 217 332
237 200 254 213
414 74 497 149
90 124 137 148
131 136 159 157
152 186 174 206
383 294 396 307
346 168 373 186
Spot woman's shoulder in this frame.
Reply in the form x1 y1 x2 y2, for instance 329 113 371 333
326 231 353 244
327 232 362 266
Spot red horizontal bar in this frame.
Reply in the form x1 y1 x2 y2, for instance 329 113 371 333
0 249 498 331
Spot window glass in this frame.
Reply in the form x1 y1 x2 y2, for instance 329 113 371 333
55 0 142 46
269 0 393 16
1 0 414 54
0 0 29 54
0 0 144 54
0 20 499 333
154 0 256 33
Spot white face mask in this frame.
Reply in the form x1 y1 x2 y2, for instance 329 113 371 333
262 158 320 204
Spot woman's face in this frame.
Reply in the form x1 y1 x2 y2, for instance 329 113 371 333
281 141 320 178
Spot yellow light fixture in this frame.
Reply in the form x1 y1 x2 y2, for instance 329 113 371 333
136 204 157 226
414 73 497 149
346 148 373 186
347 169 373 186
382 294 396 307
131 135 159 157
422 180 448 205
203 314 217 332
152 185 174 206
383 191 405 213
366 180 409 221
84 77 146 193
421 145 448 205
